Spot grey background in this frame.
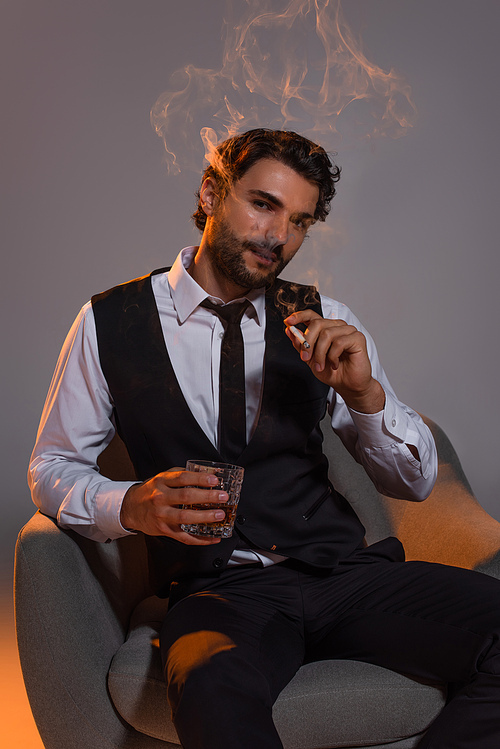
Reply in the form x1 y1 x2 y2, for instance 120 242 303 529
2 0 499 589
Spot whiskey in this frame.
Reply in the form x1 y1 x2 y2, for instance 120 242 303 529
180 502 238 537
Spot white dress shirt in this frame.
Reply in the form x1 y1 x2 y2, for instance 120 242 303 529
28 247 438 560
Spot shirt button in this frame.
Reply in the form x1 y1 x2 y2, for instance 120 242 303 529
391 419 397 427
218 331 224 339
236 515 246 525
213 557 223 568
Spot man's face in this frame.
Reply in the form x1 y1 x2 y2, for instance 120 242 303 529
202 158 320 290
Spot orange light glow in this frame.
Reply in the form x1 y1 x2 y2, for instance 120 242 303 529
0 602 44 748
165 630 236 689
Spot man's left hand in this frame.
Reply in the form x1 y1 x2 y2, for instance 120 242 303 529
284 310 385 414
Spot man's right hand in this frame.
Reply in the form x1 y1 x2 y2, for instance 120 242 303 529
120 468 228 545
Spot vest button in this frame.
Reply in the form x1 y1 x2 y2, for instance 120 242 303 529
236 515 246 524
213 557 224 569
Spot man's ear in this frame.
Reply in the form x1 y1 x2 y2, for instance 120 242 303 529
199 177 220 218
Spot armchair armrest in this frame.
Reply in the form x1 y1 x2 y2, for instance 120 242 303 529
323 413 500 575
381 417 500 574
15 512 169 749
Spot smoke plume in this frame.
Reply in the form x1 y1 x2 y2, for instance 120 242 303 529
151 0 416 174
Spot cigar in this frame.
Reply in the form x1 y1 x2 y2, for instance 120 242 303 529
288 325 310 349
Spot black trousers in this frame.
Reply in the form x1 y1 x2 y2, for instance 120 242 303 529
160 538 500 749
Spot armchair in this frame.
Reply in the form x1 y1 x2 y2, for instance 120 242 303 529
15 416 500 748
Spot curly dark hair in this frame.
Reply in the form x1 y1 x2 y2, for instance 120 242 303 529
192 128 341 232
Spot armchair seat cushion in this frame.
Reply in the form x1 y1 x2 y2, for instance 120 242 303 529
108 596 446 748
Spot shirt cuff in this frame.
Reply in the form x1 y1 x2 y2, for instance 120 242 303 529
347 391 408 447
93 480 139 539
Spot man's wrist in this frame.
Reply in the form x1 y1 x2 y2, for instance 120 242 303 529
119 483 141 532
341 378 386 414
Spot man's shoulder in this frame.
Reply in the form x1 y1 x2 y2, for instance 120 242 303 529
91 271 155 306
319 294 354 320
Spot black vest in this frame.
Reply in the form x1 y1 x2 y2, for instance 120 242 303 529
92 270 365 595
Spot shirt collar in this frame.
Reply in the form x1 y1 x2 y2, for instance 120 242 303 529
167 247 265 326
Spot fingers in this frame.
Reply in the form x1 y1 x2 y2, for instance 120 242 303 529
161 467 222 491
157 474 228 505
120 468 229 543
308 324 361 373
284 310 321 326
284 309 320 350
155 473 229 532
285 312 360 372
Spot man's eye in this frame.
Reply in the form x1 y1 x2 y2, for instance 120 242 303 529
254 200 270 210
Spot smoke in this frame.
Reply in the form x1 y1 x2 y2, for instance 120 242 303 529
151 0 416 174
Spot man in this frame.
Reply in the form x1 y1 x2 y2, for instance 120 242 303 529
29 129 500 748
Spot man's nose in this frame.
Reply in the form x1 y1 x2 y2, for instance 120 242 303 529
269 215 290 245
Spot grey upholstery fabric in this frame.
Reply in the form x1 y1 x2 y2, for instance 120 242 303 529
15 415 500 748
273 661 444 749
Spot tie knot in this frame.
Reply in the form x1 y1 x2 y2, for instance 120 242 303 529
201 298 249 325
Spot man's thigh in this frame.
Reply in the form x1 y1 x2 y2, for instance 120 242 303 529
304 557 500 684
160 565 306 705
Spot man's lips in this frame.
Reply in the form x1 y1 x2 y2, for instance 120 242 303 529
248 245 278 266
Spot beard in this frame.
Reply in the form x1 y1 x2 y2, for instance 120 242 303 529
204 211 291 290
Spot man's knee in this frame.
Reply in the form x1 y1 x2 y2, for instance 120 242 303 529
164 629 237 707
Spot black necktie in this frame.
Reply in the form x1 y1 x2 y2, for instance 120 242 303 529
200 298 249 462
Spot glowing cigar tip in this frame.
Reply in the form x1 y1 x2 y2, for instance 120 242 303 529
288 325 310 349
